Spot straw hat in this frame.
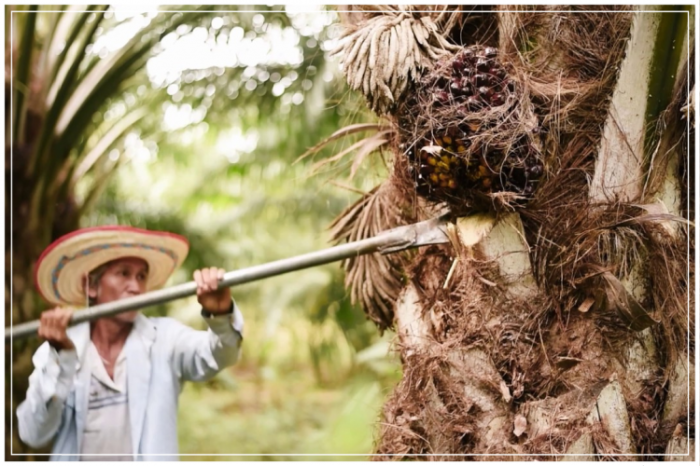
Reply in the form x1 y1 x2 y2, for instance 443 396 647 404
34 226 190 306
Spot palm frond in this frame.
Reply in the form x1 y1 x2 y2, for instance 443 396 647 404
36 6 67 105
29 6 107 178
300 123 395 180
12 4 37 145
54 10 210 158
349 131 390 179
330 180 417 331
332 8 461 115
25 8 210 244
44 6 103 110
295 123 386 163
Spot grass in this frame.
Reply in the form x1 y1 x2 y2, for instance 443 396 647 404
177 360 401 461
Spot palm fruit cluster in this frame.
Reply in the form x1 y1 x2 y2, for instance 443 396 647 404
399 45 543 206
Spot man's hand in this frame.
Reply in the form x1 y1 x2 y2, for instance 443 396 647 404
194 267 231 315
38 308 75 351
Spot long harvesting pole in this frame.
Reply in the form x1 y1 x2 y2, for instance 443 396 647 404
5 216 450 341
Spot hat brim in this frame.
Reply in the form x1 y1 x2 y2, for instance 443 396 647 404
34 226 189 306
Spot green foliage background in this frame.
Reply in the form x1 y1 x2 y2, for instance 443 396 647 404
42 5 401 460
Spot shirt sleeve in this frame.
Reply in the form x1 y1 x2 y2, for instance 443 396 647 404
16 343 78 448
169 300 244 382
200 300 244 340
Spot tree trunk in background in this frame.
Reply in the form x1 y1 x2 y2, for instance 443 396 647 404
5 106 81 461
326 4 694 460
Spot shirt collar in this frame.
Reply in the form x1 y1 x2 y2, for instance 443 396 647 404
131 312 156 344
67 312 156 370
87 341 126 392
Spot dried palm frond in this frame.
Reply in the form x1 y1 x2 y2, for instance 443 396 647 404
681 83 695 128
295 123 396 178
330 8 461 115
330 180 416 331
338 5 469 32
314 129 393 178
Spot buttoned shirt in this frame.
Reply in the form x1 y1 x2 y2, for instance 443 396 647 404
80 341 131 461
17 304 244 461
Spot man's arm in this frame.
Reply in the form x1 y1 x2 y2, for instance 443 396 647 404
17 308 78 448
169 267 244 381
16 342 78 448
168 301 244 381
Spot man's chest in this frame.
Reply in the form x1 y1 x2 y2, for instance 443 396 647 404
80 343 133 458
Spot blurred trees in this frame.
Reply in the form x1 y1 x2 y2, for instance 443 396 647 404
6 5 397 459
5 5 222 457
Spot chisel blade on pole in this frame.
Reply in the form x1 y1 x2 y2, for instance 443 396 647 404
5 215 451 342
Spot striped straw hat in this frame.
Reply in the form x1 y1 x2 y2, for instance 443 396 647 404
34 226 189 306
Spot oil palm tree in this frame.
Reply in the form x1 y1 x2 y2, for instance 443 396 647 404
318 4 694 459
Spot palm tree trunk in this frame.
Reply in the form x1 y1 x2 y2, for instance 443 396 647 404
325 5 694 460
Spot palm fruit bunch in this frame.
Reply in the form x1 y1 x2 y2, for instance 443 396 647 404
398 45 543 207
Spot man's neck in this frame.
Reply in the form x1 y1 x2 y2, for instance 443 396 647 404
90 318 133 351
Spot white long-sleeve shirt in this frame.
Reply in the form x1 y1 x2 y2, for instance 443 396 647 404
16 304 244 461
80 340 131 461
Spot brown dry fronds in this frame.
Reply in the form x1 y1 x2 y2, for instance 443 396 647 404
295 123 393 179
626 376 668 456
332 7 464 114
330 181 419 331
337 5 478 37
377 247 540 456
644 227 693 407
375 347 501 459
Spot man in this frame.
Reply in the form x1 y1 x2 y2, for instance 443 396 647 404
16 226 244 461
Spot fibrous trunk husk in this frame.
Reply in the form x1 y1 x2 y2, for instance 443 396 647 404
328 5 693 459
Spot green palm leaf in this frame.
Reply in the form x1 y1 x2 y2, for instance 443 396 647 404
29 6 107 178
12 4 37 145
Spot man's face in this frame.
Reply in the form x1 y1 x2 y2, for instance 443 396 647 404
89 257 149 323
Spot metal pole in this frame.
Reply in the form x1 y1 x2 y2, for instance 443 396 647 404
5 216 449 342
